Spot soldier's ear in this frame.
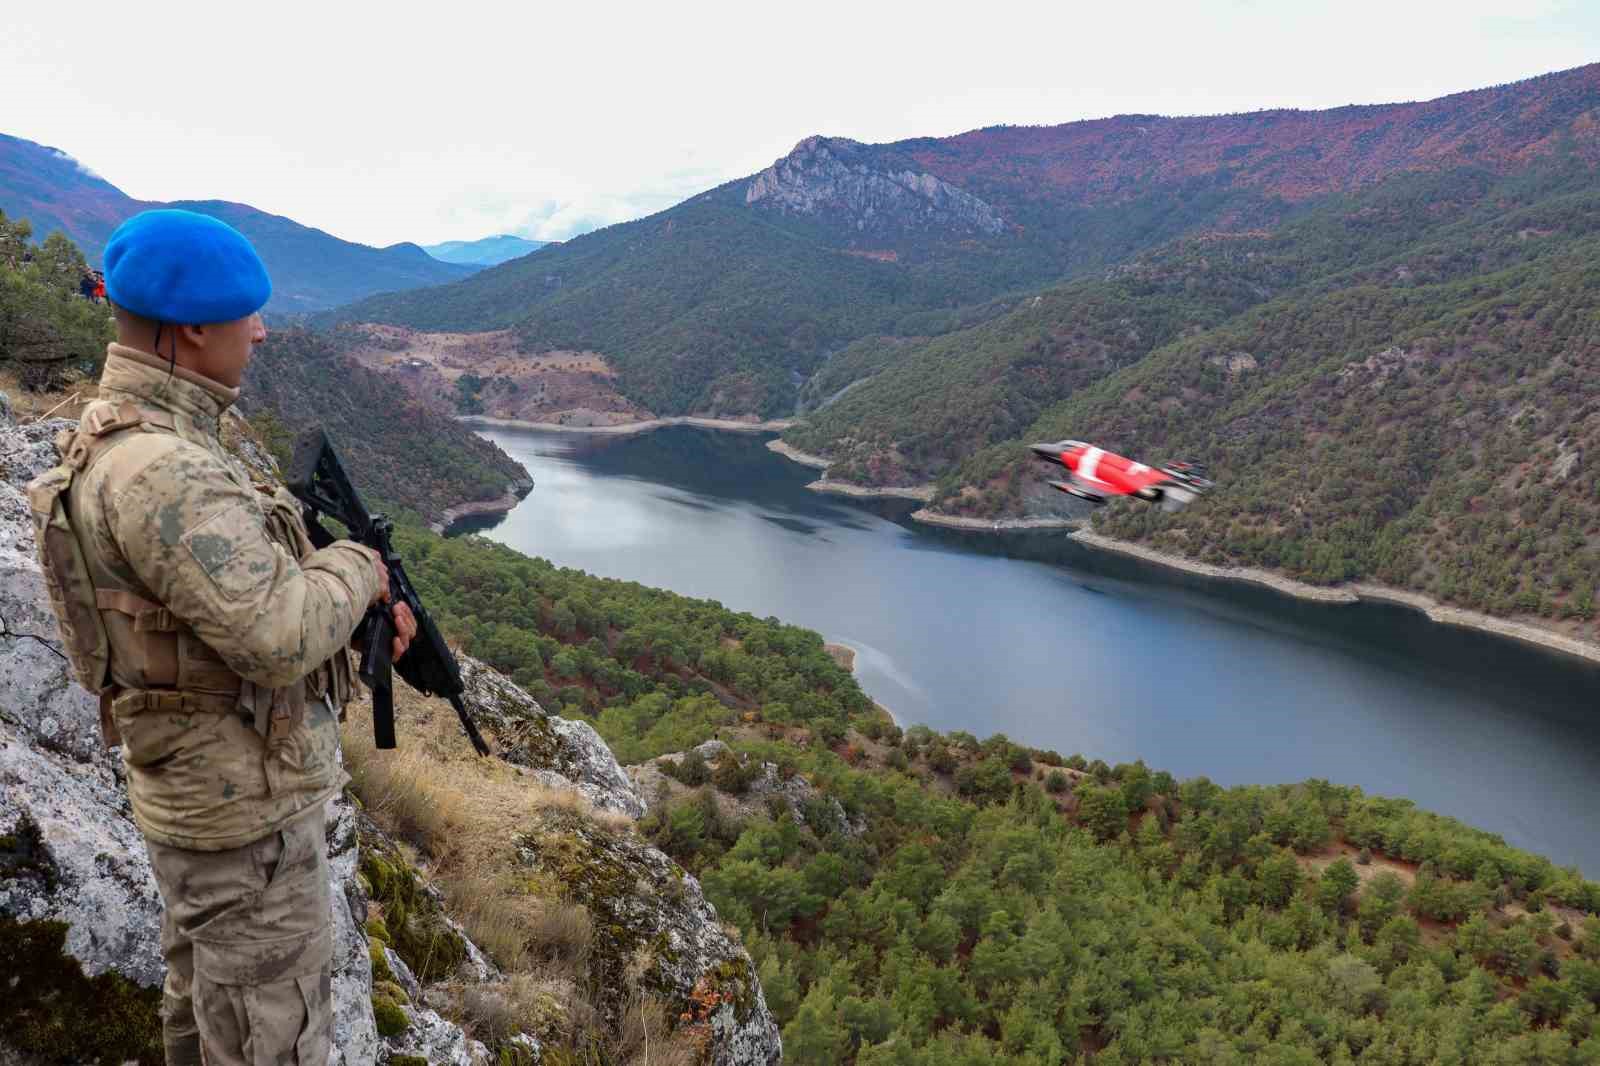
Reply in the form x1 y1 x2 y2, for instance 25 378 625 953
178 323 209 349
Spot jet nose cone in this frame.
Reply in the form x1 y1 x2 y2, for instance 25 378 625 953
1030 443 1065 465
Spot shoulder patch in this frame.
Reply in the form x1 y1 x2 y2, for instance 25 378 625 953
181 503 283 600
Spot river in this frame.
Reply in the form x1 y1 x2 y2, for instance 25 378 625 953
457 425 1600 875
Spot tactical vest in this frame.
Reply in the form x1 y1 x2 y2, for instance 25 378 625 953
27 398 351 851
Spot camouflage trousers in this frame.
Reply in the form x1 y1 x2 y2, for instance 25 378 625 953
146 803 335 1066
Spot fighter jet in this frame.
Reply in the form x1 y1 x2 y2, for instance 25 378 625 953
1030 440 1213 510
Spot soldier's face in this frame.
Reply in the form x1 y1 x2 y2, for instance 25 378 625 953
195 313 268 388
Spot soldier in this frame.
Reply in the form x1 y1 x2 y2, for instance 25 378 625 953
29 209 417 1065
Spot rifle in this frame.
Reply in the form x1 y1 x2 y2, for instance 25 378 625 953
287 428 491 756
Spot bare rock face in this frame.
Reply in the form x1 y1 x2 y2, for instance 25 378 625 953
0 418 103 764
460 655 647 819
515 808 782 1066
747 134 1006 237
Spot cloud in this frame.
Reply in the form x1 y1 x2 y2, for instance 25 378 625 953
47 147 101 180
443 165 747 244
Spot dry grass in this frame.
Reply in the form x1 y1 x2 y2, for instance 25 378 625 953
0 365 92 423
342 693 616 973
342 689 675 1057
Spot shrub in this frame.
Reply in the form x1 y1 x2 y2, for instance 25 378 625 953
1045 770 1070 794
675 748 711 786
712 754 760 794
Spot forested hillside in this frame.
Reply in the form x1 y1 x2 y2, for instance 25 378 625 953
383 521 1600 1065
902 165 1600 626
237 328 531 527
324 64 1600 419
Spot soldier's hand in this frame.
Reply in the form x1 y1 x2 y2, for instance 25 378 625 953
370 550 391 605
391 602 417 660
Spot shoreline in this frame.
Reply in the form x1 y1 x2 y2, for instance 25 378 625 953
1067 528 1600 665
1067 529 1359 604
765 439 936 500
909 508 1082 532
431 479 534 535
764 439 830 468
808 479 935 502
461 414 796 437
893 492 1600 665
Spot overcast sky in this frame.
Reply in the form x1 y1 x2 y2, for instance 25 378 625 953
6 1 1598 248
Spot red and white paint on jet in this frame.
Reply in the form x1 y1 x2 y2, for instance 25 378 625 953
1030 440 1213 509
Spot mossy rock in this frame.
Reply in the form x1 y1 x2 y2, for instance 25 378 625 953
518 811 762 1031
372 994 410 1037
0 917 163 1065
358 827 468 983
390 1056 430 1066
374 978 411 1005
366 915 392 945
369 938 395 983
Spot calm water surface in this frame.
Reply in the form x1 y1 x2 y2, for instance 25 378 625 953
461 426 1600 874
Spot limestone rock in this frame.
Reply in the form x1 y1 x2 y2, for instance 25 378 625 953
328 791 382 1066
517 810 782 1066
747 135 1006 237
383 1005 491 1065
0 727 164 985
460 655 646 819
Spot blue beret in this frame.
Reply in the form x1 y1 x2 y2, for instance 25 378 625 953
104 209 271 324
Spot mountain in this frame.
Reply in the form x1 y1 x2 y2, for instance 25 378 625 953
326 64 1600 417
235 327 532 529
423 233 548 266
0 133 479 313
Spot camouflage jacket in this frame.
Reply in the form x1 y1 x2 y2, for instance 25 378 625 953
68 343 381 850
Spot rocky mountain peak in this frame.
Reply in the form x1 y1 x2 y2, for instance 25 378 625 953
745 134 1006 237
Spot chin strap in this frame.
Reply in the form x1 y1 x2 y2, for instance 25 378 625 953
152 320 179 382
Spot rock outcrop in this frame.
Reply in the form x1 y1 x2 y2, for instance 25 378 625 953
631 739 857 835
0 402 779 1066
747 135 1007 237
460 655 647 819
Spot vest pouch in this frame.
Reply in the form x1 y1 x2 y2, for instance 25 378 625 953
238 683 340 799
25 463 111 697
176 629 243 693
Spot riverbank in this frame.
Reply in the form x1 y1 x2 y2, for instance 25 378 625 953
1068 529 1360 604
462 414 796 436
766 440 938 501
1067 529 1600 665
909 508 1082 532
765 439 830 468
810 479 935 502
431 479 535 534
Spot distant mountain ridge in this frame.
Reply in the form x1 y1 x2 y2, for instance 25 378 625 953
328 63 1600 416
423 234 548 266
0 133 478 313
